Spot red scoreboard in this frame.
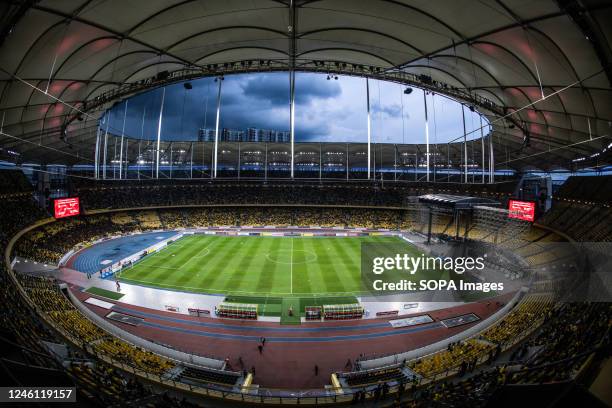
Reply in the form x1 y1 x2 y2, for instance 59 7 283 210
508 200 536 222
54 197 80 219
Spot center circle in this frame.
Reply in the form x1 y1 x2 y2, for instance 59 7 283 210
266 249 318 264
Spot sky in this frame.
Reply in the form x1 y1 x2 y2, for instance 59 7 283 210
102 72 488 144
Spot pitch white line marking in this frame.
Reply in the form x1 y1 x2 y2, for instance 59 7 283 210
117 275 365 296
141 265 181 271
183 245 211 266
265 250 317 264
192 248 211 258
120 235 409 296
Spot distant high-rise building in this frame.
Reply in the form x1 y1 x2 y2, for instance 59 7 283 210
246 128 290 143
197 128 216 142
273 130 290 143
198 127 289 142
221 128 245 142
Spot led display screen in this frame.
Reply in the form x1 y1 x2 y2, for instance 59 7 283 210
54 197 80 219
508 200 535 222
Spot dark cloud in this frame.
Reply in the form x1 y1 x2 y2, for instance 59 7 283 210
102 72 484 145
371 102 402 118
108 73 344 141
295 75 342 105
240 74 289 107
241 73 341 107
296 120 331 140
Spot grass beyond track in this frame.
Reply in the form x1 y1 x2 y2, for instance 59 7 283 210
117 234 431 297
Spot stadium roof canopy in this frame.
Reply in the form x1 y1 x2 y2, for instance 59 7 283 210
0 0 610 171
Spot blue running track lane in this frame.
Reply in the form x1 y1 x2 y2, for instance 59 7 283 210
112 305 402 333
71 231 178 273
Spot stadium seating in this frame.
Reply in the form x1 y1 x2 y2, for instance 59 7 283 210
72 179 517 210
408 340 494 379
344 367 407 387
396 302 610 407
0 175 609 407
553 175 612 204
479 294 553 347
0 169 34 195
177 366 241 386
18 274 174 375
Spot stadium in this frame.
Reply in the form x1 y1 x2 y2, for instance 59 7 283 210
0 1 611 407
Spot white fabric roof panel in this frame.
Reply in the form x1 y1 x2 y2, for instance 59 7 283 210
0 0 609 170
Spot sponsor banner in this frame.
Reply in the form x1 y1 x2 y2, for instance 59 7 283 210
85 297 114 310
106 311 144 326
376 310 399 317
188 308 211 317
440 313 480 328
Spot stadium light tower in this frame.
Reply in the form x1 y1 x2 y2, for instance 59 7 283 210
480 115 485 183
461 105 467 183
366 78 371 179
119 100 128 180
213 76 223 178
94 121 101 179
490 125 495 183
423 90 430 182
156 87 165 179
290 70 295 179
103 114 109 180
288 0 297 179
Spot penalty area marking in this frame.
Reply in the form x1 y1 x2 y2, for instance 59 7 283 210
183 245 211 265
134 265 181 271
192 248 211 258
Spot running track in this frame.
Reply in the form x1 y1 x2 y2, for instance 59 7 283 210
72 288 512 389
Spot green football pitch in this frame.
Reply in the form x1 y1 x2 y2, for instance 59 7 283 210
117 234 430 297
